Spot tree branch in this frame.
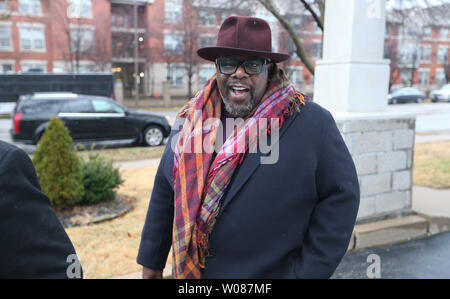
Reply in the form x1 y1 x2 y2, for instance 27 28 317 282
258 0 315 74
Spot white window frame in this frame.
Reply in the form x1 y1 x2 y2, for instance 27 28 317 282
198 65 215 86
164 31 184 55
419 45 431 63
20 60 47 72
167 64 184 86
199 34 215 48
0 0 8 12
312 40 322 59
437 46 448 64
418 68 429 86
68 0 92 19
0 22 13 51
0 59 15 73
70 24 94 53
18 23 46 52
199 10 215 27
286 66 303 86
18 0 41 16
435 68 446 86
440 28 449 40
164 0 182 24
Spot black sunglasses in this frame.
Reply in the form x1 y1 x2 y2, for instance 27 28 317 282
215 57 271 75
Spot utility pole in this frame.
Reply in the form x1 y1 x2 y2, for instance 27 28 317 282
134 2 139 108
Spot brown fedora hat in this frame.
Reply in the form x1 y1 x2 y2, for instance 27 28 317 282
197 16 290 63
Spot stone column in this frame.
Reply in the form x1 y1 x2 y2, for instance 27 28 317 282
114 79 124 105
314 0 390 112
314 0 416 223
163 81 172 107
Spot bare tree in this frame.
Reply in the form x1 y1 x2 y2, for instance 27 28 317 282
182 0 201 99
257 0 324 75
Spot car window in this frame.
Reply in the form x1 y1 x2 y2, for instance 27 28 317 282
92 99 125 113
69 99 94 113
442 85 450 91
21 100 62 115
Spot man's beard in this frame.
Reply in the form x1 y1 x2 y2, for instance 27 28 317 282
220 87 261 119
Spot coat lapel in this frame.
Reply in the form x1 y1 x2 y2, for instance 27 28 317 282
220 112 299 213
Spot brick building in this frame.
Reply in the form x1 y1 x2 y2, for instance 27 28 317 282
0 0 448 99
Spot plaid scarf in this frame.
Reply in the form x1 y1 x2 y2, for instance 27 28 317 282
172 68 306 279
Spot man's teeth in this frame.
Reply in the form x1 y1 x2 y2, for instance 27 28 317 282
232 87 247 91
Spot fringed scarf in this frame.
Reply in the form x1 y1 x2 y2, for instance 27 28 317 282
172 68 307 279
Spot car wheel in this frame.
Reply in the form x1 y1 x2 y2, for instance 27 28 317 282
143 125 164 146
393 99 398 104
416 98 422 104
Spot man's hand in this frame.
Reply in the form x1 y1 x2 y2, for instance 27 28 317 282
142 266 163 279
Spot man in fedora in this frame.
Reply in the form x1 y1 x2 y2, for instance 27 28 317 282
137 16 359 279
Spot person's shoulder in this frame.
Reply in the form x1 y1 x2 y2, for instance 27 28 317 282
0 141 29 171
291 100 334 126
0 141 25 161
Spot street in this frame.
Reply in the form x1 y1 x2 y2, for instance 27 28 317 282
1 102 450 153
332 231 450 279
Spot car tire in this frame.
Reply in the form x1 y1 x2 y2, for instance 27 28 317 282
416 98 422 104
143 125 164 146
393 99 398 104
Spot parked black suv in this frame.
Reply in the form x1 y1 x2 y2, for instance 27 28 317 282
10 92 171 146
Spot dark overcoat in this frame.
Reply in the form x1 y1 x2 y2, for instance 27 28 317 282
0 141 81 278
137 101 360 278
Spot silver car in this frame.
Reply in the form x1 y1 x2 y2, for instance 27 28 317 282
430 84 450 103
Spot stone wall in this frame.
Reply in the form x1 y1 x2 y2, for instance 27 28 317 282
336 114 416 223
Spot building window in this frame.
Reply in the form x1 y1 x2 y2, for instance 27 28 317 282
199 10 215 26
436 69 446 86
165 0 182 24
286 67 302 86
0 25 12 50
70 27 94 53
164 32 183 55
199 65 215 85
423 27 432 37
0 1 8 11
440 28 449 40
418 69 429 85
21 61 46 72
312 40 322 59
19 26 45 51
398 44 418 65
419 45 431 63
18 0 41 15
437 46 448 64
199 35 215 48
69 0 92 18
167 65 184 86
1 63 13 73
400 69 413 85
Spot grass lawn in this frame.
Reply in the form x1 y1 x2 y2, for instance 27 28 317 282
63 140 449 278
76 145 165 162
64 166 173 278
413 140 450 189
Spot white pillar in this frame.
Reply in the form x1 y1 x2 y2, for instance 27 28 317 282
314 0 390 112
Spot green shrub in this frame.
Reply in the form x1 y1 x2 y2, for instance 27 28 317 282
79 154 124 205
32 117 84 210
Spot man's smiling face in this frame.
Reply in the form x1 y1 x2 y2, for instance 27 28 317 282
216 56 270 118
